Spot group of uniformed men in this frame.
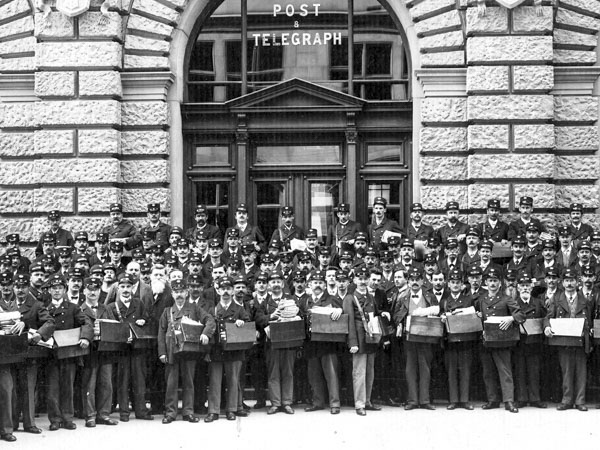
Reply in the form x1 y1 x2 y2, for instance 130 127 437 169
1 195 600 442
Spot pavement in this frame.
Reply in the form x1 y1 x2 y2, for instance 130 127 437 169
8 401 600 450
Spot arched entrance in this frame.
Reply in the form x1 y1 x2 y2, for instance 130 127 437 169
180 0 414 242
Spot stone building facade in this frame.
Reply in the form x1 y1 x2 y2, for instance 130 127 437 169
0 0 599 253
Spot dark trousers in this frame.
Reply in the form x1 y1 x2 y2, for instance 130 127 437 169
267 348 295 407
445 342 473 404
307 354 340 408
47 359 76 424
147 349 166 413
0 367 13 435
404 341 434 405
117 351 148 417
373 337 403 402
249 344 267 403
165 358 196 418
208 360 242 414
541 345 562 402
514 343 541 403
193 357 209 412
12 362 38 429
293 349 310 403
480 346 514 403
81 356 113 420
558 347 587 406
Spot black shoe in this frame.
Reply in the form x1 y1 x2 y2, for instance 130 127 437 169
24 426 42 434
242 402 251 411
183 414 199 423
62 422 77 430
557 403 572 411
282 405 295 415
530 401 547 409
0 433 16 442
254 401 266 410
482 402 500 410
85 420 96 428
330 407 340 415
226 412 236 421
356 408 366 416
119 415 129 422
421 403 436 410
513 401 522 408
463 403 474 410
96 417 118 426
304 405 324 412
49 423 60 431
447 403 457 410
404 403 418 411
505 402 518 413
235 410 249 417
204 413 219 423
135 414 153 421
267 406 279 415
576 405 588 412
162 416 175 424
365 404 382 411
386 398 401 407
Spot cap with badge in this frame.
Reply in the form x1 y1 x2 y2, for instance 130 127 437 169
354 266 369 278
297 251 312 262
195 204 208 215
195 231 208 241
118 273 134 285
519 196 533 206
280 252 293 263
480 240 494 251
29 263 45 274
95 232 109 243
373 197 387 207
365 246 377 257
407 267 423 279
379 250 393 261
339 250 354 261
467 266 483 277
227 228 240 238
445 201 459 211
292 270 306 282
306 229 318 239
337 203 350 213
318 247 331 257
582 267 595 277
171 279 187 291
557 226 571 236
487 199 501 209
485 268 501 280
216 276 234 288
335 270 350 281
241 244 255 255
75 231 88 241
570 203 583 213
188 274 203 286
309 270 325 281
255 272 269 283
177 238 190 248
400 238 414 249
208 238 222 249
48 210 61 220
170 226 184 237
424 253 438 265
387 236 400 246
0 272 13 286
578 241 592 251
511 235 526 246
260 254 274 264
591 231 600 241
142 230 156 241
545 267 559 278
268 272 283 282
42 233 56 244
354 231 368 242
427 237 440 248
109 203 122 213
542 239 555 250
165 256 177 265
236 203 248 213
525 223 539 233
504 269 517 282
189 254 202 264
410 203 423 212
466 226 480 238
6 248 20 258
57 247 72 257
102 262 116 273
131 249 145 259
517 275 532 285
148 203 161 213
84 276 102 289
563 269 577 280
448 269 462 281
6 233 19 243
109 241 124 252
446 238 459 249
48 273 65 287
233 275 247 286
67 268 84 280
74 256 89 265
139 261 151 274
269 239 283 250
281 206 294 216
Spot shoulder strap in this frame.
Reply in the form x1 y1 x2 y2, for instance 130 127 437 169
353 294 372 337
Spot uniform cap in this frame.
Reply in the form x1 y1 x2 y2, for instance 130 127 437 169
445 201 459 211
95 233 109 243
445 238 459 249
512 235 527 246
74 231 88 241
171 279 187 290
227 228 240 238
236 203 248 213
147 203 161 213
448 269 462 281
109 203 122 213
47 273 65 287
487 199 501 209
337 203 350 213
117 273 134 285
195 205 207 215
48 210 61 219
570 203 583 212
410 203 423 212
84 277 102 289
306 229 318 239
109 241 124 252
519 196 533 206
6 233 19 243
373 197 387 207
281 206 294 216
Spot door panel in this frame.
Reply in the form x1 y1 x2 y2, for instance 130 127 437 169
254 178 291 243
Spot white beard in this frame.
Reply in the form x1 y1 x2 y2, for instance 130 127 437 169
151 279 166 295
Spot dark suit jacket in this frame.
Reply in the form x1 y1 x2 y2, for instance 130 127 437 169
271 224 305 249
107 297 148 324
475 291 525 323
508 217 544 241
104 280 153 306
404 222 435 242
100 220 140 250
326 220 362 250
140 221 172 245
478 220 509 242
145 289 174 336
185 224 222 243
368 218 403 249
436 221 469 254
544 291 592 351
210 300 250 362
225 224 266 254
569 223 593 245
10 296 55 340
48 300 93 342
35 228 74 257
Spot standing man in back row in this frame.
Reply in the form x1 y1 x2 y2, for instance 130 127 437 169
368 197 403 250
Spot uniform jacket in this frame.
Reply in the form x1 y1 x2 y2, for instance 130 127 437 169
475 290 525 324
568 223 594 245
326 220 362 250
101 220 140 250
440 292 474 314
533 259 562 282
436 221 469 251
404 222 435 242
210 300 250 362
504 257 534 280
35 228 74 256
393 289 440 326
80 302 115 362
141 221 172 245
225 224 266 254
104 280 153 306
271 224 305 250
107 297 148 324
303 293 343 358
544 291 592 352
185 224 223 243
508 217 544 241
48 299 93 342
0 295 55 340
368 218 403 248
478 220 509 242
343 291 380 354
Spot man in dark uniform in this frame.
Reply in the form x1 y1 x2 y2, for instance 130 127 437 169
158 278 215 424
185 204 222 244
368 197 403 250
557 226 577 272
568 203 593 247
544 269 592 411
508 196 544 241
4 233 30 273
404 202 435 245
475 268 524 413
326 203 362 254
478 199 509 243
225 203 267 254
141 203 171 245
504 235 534 280
270 206 305 251
89 233 110 267
100 203 141 251
35 210 74 257
436 201 469 256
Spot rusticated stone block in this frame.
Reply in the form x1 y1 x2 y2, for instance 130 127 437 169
124 35 170 53
414 10 461 36
553 49 597 65
420 156 467 180
59 218 110 236
512 7 553 32
0 161 36 185
0 103 36 128
36 42 122 68
79 12 123 39
560 0 600 15
34 188 74 212
514 125 555 150
0 17 34 39
468 154 554 179
79 71 122 97
121 102 170 127
554 29 598 48
0 0 30 17
78 129 120 154
556 8 600 33
420 51 465 67
33 158 120 183
554 97 598 122
419 127 467 153
555 155 599 180
34 130 75 154
555 185 600 208
121 160 169 183
555 126 599 151
127 14 173 38
0 190 34 213
467 66 509 92
420 31 463 50
468 184 509 209
0 36 35 56
122 188 171 212
36 101 121 126
468 95 553 121
421 98 467 123
124 55 170 70
0 218 37 242
34 12 73 37
0 56 34 71
419 185 468 211
468 125 509 150
121 130 169 155
466 7 508 34
132 0 180 22
467 36 552 63
0 132 34 157
422 215 468 228
513 184 556 209
35 71 75 97
78 187 120 212
513 66 553 91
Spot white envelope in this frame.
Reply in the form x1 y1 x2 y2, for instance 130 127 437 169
549 318 585 336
